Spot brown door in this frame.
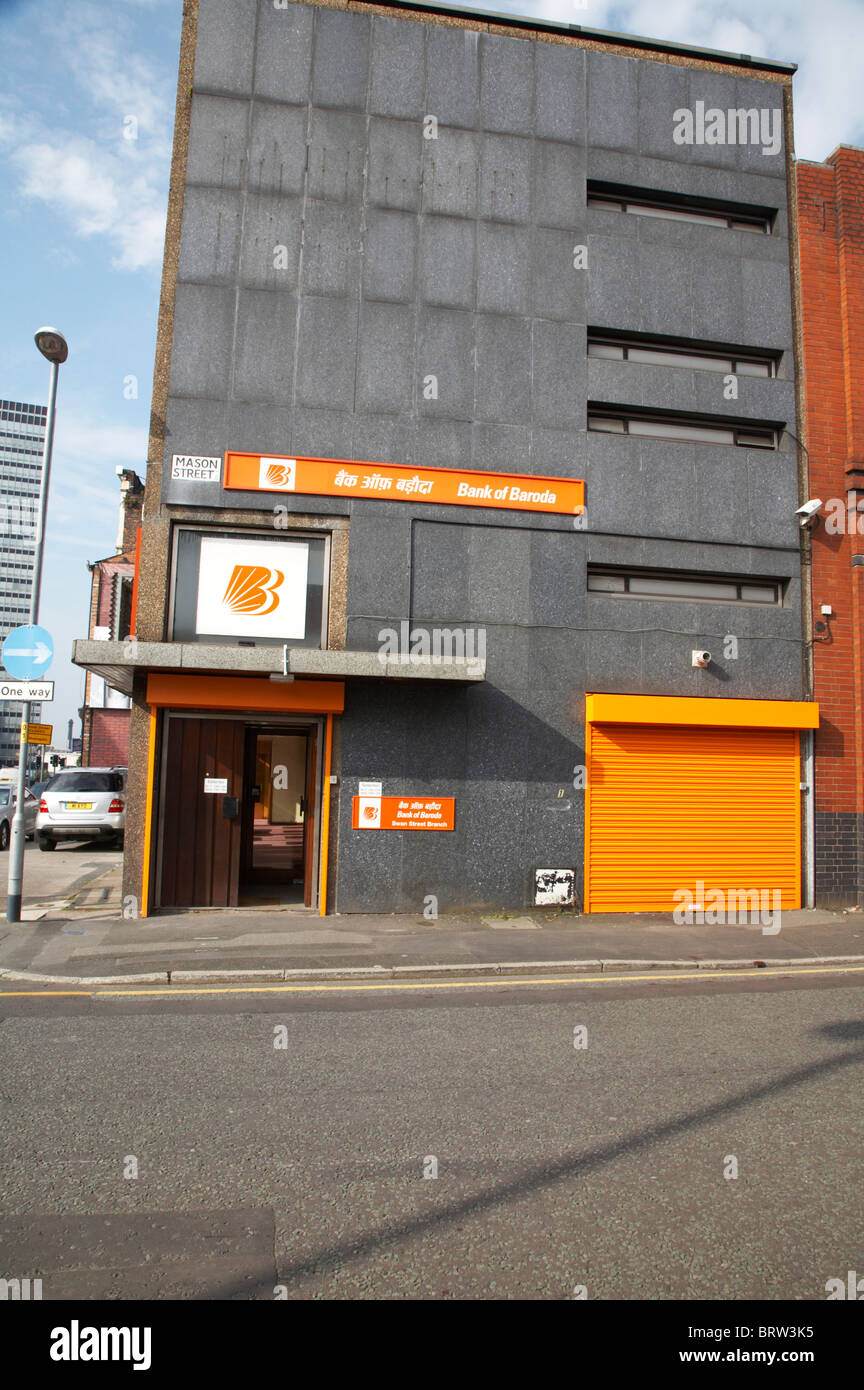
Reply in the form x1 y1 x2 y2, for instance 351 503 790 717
159 717 244 908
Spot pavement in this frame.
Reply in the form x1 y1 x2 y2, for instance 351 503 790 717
0 853 862 983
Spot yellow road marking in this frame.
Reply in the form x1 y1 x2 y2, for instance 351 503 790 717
0 989 92 997
1 962 863 999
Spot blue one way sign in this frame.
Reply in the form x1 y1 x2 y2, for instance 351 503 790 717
2 624 54 680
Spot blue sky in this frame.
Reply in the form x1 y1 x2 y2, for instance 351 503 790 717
1 0 863 743
0 0 182 741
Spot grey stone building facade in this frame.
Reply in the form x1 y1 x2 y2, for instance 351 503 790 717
75 0 819 918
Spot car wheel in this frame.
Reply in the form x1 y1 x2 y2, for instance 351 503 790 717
115 835 125 851
38 836 56 852
0 821 9 851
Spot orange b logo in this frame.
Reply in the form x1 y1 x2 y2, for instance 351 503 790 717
266 463 290 486
258 457 296 491
222 564 284 616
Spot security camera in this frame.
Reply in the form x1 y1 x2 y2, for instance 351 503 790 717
795 498 823 528
692 650 712 668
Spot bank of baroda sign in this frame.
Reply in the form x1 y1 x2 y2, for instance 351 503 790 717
353 796 456 831
225 453 584 518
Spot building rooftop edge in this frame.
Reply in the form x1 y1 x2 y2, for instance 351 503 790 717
796 145 864 172
361 0 798 73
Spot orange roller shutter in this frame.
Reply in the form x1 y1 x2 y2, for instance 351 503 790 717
584 723 802 912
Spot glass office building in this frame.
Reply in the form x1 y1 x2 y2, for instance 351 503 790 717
0 399 45 767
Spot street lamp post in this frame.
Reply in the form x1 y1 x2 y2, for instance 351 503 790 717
5 328 68 924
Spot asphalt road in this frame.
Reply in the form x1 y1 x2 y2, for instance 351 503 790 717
0 968 862 1300
0 841 121 913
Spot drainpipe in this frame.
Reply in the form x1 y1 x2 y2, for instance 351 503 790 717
851 545 864 908
785 109 816 910
802 728 815 908
791 459 816 910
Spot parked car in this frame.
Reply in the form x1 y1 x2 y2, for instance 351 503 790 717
36 767 126 851
0 785 38 850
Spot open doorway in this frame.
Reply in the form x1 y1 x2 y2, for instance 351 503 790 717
155 711 326 913
240 726 317 907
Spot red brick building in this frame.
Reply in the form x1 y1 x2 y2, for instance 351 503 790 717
797 145 864 906
80 470 144 768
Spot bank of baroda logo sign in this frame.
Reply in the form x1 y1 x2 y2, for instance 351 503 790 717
195 535 309 639
223 563 283 616
259 457 296 490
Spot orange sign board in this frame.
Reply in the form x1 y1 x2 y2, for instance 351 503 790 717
225 452 584 518
146 674 345 714
21 722 52 745
352 795 455 831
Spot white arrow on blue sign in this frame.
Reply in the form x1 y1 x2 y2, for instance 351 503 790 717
2 624 54 680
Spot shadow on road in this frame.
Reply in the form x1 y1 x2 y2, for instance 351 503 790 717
268 1019 864 1288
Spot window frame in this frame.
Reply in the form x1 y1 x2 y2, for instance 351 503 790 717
167 523 332 650
587 567 783 606
587 334 777 378
587 185 773 234
587 409 778 449
48 771 125 794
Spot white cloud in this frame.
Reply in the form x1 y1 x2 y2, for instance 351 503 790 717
51 536 118 548
10 136 168 270
0 1 173 270
46 419 146 544
57 4 174 152
37 414 146 536
55 416 148 468
19 143 119 236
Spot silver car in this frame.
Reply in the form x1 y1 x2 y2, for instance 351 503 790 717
0 785 38 851
36 767 126 851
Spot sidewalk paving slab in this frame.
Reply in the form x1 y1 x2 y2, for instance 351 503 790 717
0 902 862 985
